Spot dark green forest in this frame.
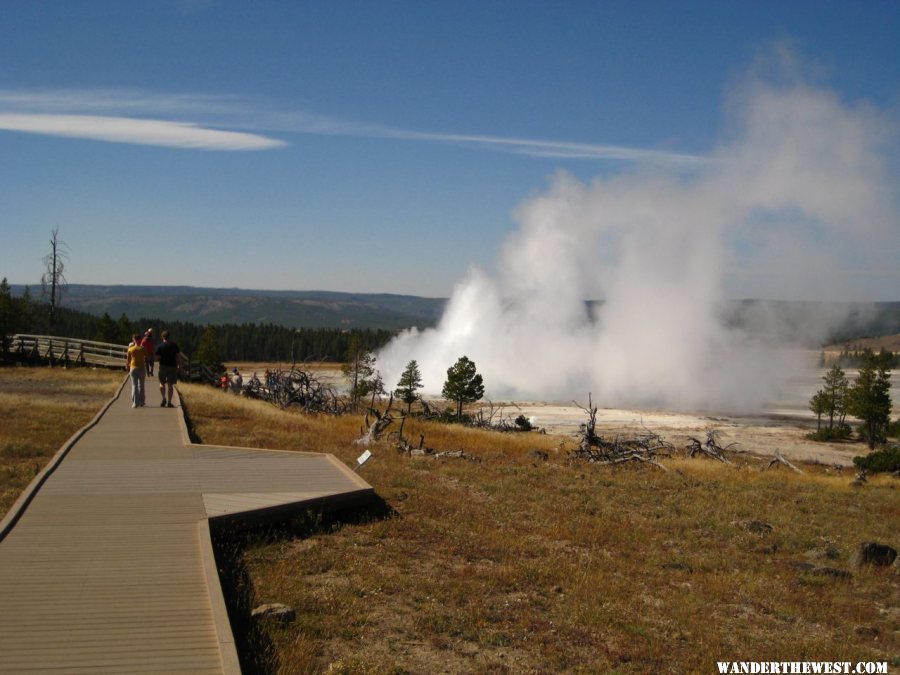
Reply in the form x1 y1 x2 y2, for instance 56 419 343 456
0 281 394 363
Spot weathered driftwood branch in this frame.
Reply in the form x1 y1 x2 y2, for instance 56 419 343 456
591 452 671 472
766 449 804 474
687 430 735 465
470 401 535 432
571 394 673 469
387 415 431 455
245 366 346 414
354 394 395 446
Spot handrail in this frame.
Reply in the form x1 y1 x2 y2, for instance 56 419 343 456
4 334 218 384
12 334 133 352
7 334 127 368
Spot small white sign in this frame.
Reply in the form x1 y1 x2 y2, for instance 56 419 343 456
355 449 372 471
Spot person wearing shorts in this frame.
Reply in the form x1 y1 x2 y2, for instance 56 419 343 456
154 330 182 408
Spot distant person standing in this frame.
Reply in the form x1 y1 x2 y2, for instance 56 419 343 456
155 330 182 408
125 334 146 408
140 328 156 376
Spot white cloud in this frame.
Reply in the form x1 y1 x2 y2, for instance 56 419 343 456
0 89 245 116
0 88 699 163
376 130 704 164
260 112 704 164
0 113 286 151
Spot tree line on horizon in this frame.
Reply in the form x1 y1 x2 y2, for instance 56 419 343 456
0 278 394 363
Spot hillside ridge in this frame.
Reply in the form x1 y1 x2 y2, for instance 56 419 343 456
9 285 900 338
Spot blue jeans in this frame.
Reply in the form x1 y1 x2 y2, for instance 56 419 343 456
130 367 146 407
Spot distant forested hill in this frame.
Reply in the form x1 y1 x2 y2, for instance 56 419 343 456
722 299 900 345
9 284 900 346
11 284 446 330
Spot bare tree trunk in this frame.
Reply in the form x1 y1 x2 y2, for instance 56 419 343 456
41 227 67 330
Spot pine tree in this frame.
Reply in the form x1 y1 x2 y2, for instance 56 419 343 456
821 363 849 432
809 390 828 432
847 351 893 449
115 313 133 344
342 338 377 409
395 359 423 414
94 312 118 343
196 325 224 372
0 278 16 353
442 356 485 420
18 286 32 333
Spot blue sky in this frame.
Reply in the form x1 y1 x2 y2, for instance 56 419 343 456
1 1 898 298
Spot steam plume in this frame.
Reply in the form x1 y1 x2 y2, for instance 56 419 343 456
379 67 899 412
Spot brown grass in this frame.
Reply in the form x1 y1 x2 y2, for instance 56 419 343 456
181 383 900 674
0 366 123 518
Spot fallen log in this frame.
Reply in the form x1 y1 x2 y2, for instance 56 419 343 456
687 430 735 465
766 450 804 474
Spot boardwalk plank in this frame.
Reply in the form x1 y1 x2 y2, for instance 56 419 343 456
0 380 374 673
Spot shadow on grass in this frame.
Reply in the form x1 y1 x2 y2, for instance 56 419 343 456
210 497 397 674
178 396 204 444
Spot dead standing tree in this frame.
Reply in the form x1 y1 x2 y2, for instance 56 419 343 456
41 226 68 330
571 394 673 470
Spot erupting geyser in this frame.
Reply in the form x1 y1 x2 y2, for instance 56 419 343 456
379 65 899 412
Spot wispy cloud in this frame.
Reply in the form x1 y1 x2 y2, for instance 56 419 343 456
0 88 701 163
0 89 247 116
0 113 286 151
261 109 703 164
380 130 703 164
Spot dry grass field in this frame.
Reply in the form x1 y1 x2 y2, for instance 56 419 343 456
179 383 899 675
0 366 122 518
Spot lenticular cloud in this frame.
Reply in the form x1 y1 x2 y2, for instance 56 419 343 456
378 72 899 412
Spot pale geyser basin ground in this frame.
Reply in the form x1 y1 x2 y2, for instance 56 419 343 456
227 352 899 468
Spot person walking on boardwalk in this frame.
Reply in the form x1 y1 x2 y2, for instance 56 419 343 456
154 330 182 408
125 334 146 408
140 328 156 376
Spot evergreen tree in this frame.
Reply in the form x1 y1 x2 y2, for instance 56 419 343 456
395 359 423 414
94 312 118 343
196 325 224 371
809 390 828 432
821 363 849 432
342 345 377 409
367 369 385 409
18 286 32 333
115 313 133 344
847 351 893 449
0 278 17 353
442 355 485 420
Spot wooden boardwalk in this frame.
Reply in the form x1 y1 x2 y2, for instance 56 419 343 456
0 380 375 674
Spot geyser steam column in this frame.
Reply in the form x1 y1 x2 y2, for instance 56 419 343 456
379 71 899 412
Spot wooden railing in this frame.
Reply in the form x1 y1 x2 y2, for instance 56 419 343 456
5 333 220 385
183 360 219 386
7 334 128 368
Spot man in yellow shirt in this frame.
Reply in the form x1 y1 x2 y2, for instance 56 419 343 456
125 334 146 408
